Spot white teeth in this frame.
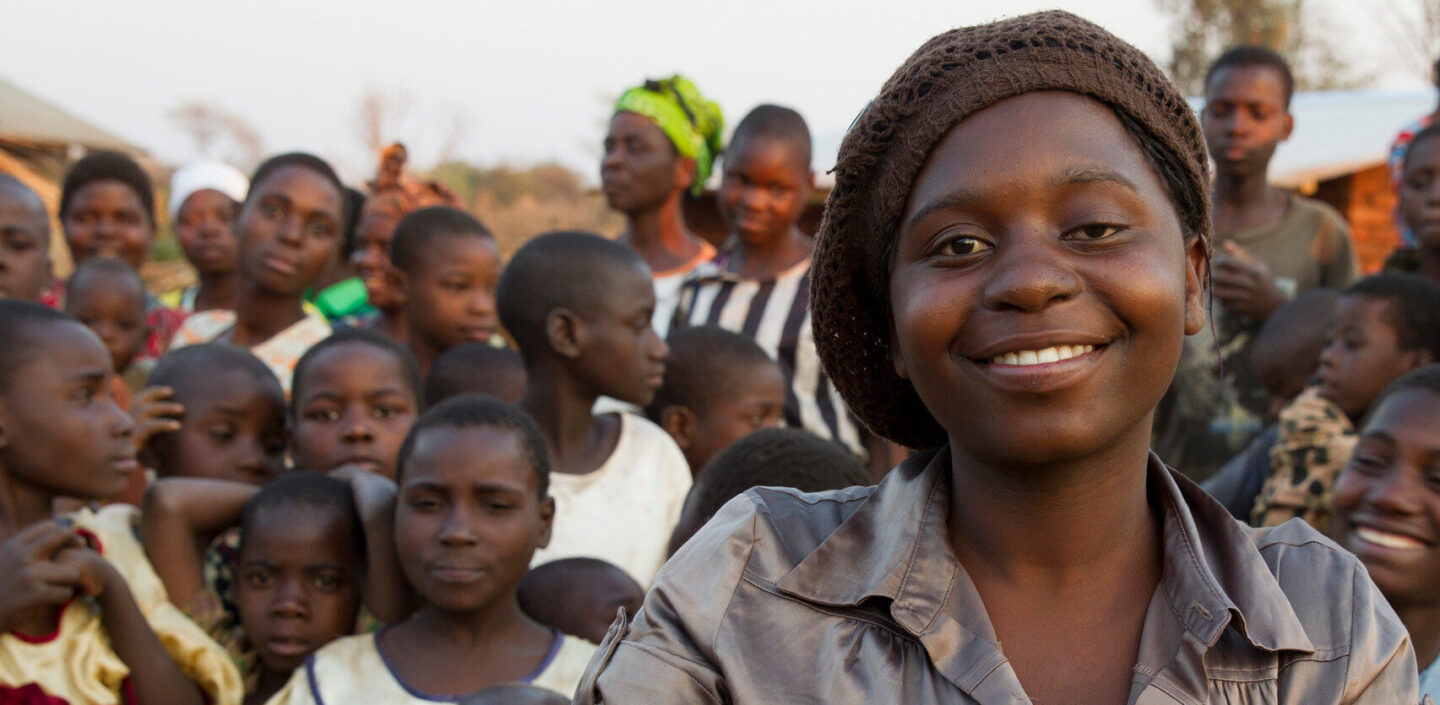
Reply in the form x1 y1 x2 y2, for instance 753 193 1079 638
1355 526 1426 550
990 345 1094 366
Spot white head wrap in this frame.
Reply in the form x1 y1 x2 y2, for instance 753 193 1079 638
168 161 249 221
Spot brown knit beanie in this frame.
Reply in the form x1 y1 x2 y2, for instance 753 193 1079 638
811 10 1212 449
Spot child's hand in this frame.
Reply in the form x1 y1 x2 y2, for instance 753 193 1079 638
0 521 84 633
53 544 117 598
128 386 184 451
1213 241 1289 322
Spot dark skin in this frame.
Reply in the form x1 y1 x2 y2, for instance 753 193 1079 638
602 111 707 274
1202 64 1295 322
62 181 153 270
0 323 205 705
352 210 407 341
400 234 502 378
715 134 900 473
1331 389 1440 672
142 470 411 624
225 166 344 348
716 135 814 280
292 342 419 479
521 265 668 476
1400 134 1440 284
236 504 363 705
174 189 242 312
383 426 556 695
891 92 1206 704
0 182 52 302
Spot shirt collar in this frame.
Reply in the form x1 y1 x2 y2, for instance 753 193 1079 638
775 446 1315 654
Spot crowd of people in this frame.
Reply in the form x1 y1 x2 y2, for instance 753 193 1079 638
1 8 1440 704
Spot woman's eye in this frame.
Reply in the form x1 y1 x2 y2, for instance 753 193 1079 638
261 203 282 219
938 236 988 257
307 221 335 238
1071 223 1123 240
374 405 406 419
208 426 237 442
244 571 273 588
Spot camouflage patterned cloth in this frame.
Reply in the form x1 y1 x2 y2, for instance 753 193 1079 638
1250 388 1357 532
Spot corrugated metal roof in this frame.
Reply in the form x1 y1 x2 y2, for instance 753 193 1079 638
0 75 137 152
1191 90 1435 188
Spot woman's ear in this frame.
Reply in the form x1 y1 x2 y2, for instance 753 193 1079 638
674 157 698 193
545 308 584 359
1183 238 1208 336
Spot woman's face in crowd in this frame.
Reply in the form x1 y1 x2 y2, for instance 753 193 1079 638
601 111 684 214
351 209 404 311
1400 134 1440 249
238 166 344 297
63 181 153 270
1332 388 1440 608
175 189 241 277
888 91 1205 468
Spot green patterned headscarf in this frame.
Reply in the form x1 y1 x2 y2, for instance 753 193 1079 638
614 75 725 196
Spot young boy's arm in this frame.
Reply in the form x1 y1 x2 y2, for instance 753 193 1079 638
56 546 206 705
141 478 259 607
329 465 415 622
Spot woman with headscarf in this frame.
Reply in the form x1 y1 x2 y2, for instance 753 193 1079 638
601 75 723 336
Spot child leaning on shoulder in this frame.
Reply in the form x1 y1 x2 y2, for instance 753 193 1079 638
0 300 242 705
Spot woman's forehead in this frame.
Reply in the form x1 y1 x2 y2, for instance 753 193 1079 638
903 92 1165 218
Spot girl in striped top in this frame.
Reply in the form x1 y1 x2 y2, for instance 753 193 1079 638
672 105 864 457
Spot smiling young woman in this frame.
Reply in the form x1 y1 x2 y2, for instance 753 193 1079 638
574 11 1421 705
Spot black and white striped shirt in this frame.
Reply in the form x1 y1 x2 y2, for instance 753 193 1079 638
672 257 864 455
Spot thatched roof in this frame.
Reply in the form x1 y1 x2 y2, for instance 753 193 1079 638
0 75 137 152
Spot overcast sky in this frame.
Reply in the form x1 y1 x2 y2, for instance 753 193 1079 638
2 0 1427 183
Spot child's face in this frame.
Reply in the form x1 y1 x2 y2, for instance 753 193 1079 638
1315 296 1429 420
351 211 403 310
575 266 669 406
238 167 344 297
1201 65 1292 177
1400 135 1440 249
888 92 1204 466
717 137 811 248
395 425 553 614
403 235 502 353
174 189 240 277
683 360 786 474
62 181 153 270
0 322 137 500
601 111 683 213
1331 388 1440 608
0 193 51 302
66 277 148 372
155 368 286 483
234 504 362 675
293 342 418 478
